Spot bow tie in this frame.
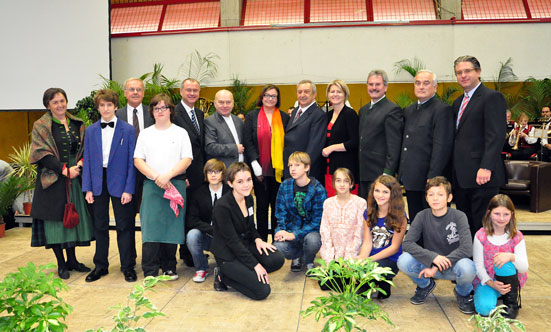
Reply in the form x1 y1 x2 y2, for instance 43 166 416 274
101 122 114 129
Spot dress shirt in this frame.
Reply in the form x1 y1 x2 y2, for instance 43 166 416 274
297 101 317 116
210 186 223 205
222 115 244 162
370 95 387 108
181 101 199 131
101 117 117 167
126 104 145 132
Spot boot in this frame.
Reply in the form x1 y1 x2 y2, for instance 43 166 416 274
495 274 520 319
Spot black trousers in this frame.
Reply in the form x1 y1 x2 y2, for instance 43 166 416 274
216 243 284 300
142 242 178 277
359 181 373 201
405 190 428 223
253 175 280 242
454 186 499 238
91 170 136 271
541 147 551 162
509 147 537 160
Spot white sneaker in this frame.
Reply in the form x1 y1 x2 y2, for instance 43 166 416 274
192 270 209 283
163 270 179 281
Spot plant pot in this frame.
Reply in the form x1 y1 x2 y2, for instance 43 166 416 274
23 202 32 215
0 223 5 238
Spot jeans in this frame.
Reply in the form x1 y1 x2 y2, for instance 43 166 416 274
397 252 476 296
186 228 212 271
474 262 517 316
273 232 321 265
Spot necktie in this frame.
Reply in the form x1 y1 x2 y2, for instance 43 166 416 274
456 94 470 128
213 193 218 206
190 109 200 134
100 122 114 129
416 103 421 111
133 109 140 136
293 109 303 123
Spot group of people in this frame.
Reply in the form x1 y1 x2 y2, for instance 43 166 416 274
505 105 551 161
28 55 527 317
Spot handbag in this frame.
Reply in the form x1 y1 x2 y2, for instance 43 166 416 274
63 166 80 229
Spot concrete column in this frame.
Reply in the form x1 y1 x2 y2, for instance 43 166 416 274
220 0 242 27
438 0 462 20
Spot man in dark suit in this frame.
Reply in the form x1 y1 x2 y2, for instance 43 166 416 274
204 90 245 168
173 78 205 266
82 89 137 282
399 70 454 221
452 55 507 237
283 80 326 183
358 70 404 199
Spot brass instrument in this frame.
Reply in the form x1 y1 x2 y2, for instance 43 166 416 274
511 124 525 150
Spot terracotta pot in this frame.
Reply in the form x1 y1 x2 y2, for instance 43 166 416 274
0 223 5 238
23 202 32 215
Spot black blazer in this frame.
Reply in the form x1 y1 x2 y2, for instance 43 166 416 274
243 108 290 167
358 97 404 182
283 103 327 182
210 192 260 269
115 104 154 129
399 97 454 191
173 102 205 191
325 105 359 178
187 183 230 236
452 84 507 189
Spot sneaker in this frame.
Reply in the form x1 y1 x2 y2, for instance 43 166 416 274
163 270 179 281
213 267 228 291
454 288 475 314
192 270 209 283
291 258 302 272
410 278 436 305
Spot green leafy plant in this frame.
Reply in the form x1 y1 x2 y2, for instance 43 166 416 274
73 90 100 124
85 275 170 332
513 77 551 119
437 85 461 106
0 176 33 219
469 305 525 332
393 57 426 78
230 76 255 115
493 58 518 93
392 91 415 109
178 50 220 84
302 258 394 332
8 142 37 202
0 262 73 332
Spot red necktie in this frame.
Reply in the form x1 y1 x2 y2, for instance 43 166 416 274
456 94 470 128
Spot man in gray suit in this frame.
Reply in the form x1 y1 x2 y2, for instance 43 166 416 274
358 70 404 199
115 78 154 133
204 90 245 168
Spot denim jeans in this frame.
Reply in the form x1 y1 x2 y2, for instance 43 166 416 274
397 252 476 296
474 262 517 315
273 232 321 265
186 229 212 271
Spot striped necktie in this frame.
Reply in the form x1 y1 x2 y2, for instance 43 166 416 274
190 109 200 134
456 94 470 128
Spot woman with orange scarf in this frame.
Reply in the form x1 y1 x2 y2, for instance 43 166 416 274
244 85 290 242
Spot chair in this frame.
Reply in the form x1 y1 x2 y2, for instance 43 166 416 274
500 160 551 213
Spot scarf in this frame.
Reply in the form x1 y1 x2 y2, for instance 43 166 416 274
163 182 185 217
257 107 285 182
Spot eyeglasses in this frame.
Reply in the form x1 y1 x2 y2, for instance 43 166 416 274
207 170 222 175
153 106 170 112
263 94 278 100
126 87 143 93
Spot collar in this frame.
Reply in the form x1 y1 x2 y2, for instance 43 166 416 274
298 100 317 111
464 82 482 99
101 117 117 126
181 100 194 113
371 95 386 107
418 95 436 106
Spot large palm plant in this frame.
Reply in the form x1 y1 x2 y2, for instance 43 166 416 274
178 50 220 84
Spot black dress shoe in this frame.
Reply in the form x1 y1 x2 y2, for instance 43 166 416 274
67 262 91 272
85 268 109 282
213 267 227 291
58 267 70 280
123 269 137 282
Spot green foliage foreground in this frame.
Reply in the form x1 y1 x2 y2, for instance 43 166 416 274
302 258 394 332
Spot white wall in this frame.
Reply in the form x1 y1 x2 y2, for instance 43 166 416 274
112 22 551 86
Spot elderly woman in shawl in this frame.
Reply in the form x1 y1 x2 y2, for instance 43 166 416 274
30 87 93 279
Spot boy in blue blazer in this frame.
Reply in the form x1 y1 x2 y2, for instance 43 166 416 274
82 89 137 282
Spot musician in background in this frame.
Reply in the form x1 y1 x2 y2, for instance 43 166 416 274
540 106 551 162
503 110 515 156
508 112 538 160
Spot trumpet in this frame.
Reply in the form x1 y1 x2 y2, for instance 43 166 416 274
512 124 526 150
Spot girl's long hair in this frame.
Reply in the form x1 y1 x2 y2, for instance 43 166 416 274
482 194 518 239
366 175 405 232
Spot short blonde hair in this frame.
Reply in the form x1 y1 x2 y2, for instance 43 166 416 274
288 151 311 167
326 80 350 101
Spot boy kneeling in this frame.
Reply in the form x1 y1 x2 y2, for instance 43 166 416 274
397 176 475 314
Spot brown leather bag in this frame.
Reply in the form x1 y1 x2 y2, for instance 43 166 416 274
63 166 79 229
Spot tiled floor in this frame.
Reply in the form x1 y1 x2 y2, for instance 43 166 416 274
1 227 550 332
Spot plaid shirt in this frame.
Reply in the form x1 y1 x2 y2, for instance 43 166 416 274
274 177 327 240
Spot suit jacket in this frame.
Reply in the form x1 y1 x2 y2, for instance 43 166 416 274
173 102 205 191
187 183 230 236
399 97 454 191
325 105 359 178
358 97 404 182
210 192 260 269
204 112 245 169
243 108 290 165
283 103 326 182
115 104 154 130
452 84 506 189
82 118 136 197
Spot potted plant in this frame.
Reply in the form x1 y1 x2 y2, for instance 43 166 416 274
469 304 525 332
302 258 394 332
0 175 32 237
8 142 37 215
0 262 73 331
